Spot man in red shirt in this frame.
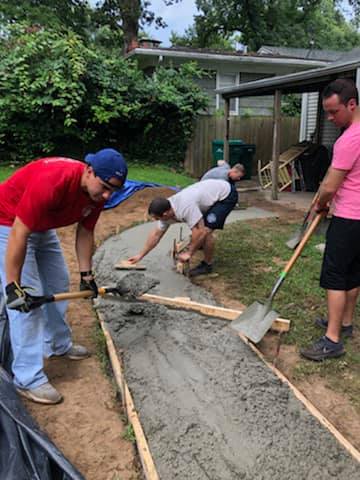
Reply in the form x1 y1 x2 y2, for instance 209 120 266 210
0 148 127 404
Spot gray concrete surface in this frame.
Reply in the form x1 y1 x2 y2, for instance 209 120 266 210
93 210 360 479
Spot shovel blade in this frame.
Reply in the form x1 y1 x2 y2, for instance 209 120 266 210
230 301 279 343
285 229 303 250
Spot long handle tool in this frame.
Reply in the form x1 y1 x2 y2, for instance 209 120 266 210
231 212 325 343
285 190 319 249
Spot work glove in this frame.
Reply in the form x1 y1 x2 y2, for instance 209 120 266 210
80 271 98 298
5 281 34 313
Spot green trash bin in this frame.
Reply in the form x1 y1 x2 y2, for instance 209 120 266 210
211 140 255 180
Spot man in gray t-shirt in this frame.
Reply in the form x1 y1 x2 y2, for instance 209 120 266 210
201 162 245 184
128 179 238 276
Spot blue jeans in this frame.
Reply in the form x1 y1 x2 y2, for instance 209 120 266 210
0 227 72 389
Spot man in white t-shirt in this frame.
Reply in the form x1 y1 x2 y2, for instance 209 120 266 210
128 179 238 276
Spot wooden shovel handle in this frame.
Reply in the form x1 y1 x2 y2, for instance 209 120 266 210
284 212 325 275
53 287 107 302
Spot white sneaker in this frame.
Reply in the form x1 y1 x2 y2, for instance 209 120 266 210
17 382 63 405
64 344 90 360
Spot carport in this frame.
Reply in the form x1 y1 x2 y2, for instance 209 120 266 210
217 54 360 199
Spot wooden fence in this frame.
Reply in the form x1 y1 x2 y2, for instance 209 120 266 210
185 115 300 177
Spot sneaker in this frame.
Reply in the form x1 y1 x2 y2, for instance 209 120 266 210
315 317 353 338
17 382 63 405
189 261 213 277
64 344 90 360
300 336 345 362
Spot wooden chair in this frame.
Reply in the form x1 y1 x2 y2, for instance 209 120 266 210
258 145 310 192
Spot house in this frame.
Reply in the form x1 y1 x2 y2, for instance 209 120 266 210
216 48 360 198
126 40 336 116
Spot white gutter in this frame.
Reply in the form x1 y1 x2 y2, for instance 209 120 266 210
126 48 328 68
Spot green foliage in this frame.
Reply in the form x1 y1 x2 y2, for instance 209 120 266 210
281 94 302 117
0 25 208 165
192 0 360 51
170 26 237 51
122 424 136 443
0 0 94 37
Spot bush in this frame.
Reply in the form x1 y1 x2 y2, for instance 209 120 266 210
0 24 208 165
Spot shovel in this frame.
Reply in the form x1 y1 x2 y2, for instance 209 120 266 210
285 190 319 249
17 284 131 311
231 212 325 343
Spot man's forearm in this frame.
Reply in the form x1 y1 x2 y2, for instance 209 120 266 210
139 229 165 258
318 167 347 208
76 224 95 272
188 227 209 255
5 220 30 284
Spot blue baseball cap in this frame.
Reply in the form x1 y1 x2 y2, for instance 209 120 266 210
85 148 127 189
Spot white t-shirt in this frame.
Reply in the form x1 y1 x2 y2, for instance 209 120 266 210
158 179 231 231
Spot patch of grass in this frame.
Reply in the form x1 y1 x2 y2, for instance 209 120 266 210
215 218 360 410
92 322 111 376
0 163 195 188
122 424 136 444
0 165 18 182
128 164 195 188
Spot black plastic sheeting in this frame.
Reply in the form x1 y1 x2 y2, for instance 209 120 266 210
0 292 85 480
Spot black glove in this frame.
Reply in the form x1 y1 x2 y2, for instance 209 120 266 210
80 271 98 298
5 281 34 313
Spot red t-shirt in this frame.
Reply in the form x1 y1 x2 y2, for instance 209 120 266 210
0 157 105 231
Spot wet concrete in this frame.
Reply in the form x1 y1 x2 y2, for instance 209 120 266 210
93 216 360 479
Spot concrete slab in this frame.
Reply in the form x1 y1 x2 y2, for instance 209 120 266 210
93 248 360 479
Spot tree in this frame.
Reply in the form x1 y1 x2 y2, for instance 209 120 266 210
0 0 93 37
0 24 207 164
184 0 360 51
170 26 238 51
98 0 180 52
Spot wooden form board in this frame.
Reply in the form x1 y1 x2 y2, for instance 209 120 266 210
141 293 290 333
97 311 159 480
115 260 147 270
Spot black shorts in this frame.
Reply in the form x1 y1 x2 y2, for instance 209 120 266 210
320 216 360 291
203 184 238 230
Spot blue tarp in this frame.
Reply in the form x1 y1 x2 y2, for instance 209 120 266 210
105 179 179 210
105 179 164 210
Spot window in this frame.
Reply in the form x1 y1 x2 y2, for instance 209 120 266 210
193 71 217 113
217 73 239 115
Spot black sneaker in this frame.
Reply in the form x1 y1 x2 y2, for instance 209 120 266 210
189 261 213 277
315 317 353 338
300 336 345 362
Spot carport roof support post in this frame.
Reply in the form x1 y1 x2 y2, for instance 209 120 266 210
224 98 230 164
271 89 282 200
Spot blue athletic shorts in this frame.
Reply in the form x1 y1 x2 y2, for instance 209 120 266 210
203 184 238 230
320 216 360 291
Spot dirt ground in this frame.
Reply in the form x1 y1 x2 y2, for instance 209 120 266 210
22 187 360 479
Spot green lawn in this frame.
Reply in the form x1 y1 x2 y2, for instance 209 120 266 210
0 165 18 182
128 164 194 188
0 163 195 188
215 218 360 410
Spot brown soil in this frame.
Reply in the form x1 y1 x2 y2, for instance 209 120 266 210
23 187 359 479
